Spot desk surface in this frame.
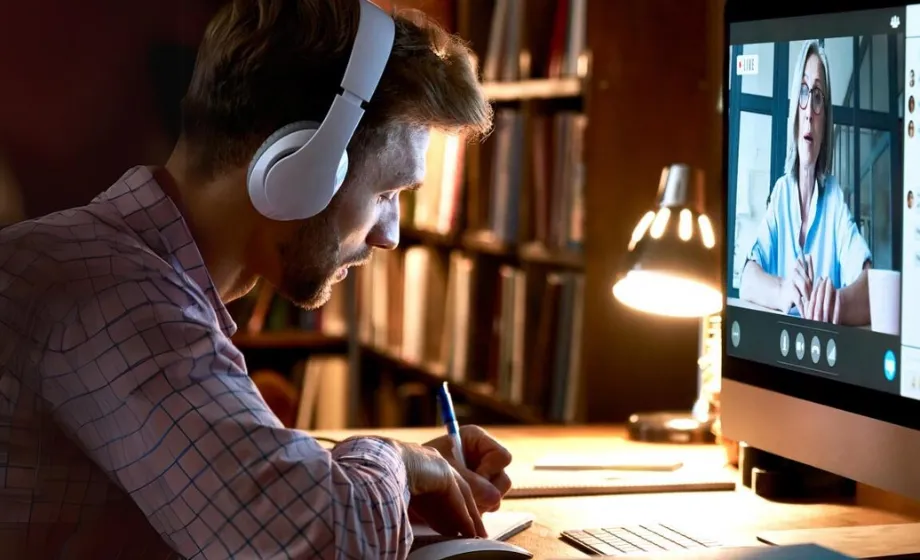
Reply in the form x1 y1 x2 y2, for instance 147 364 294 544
312 425 920 558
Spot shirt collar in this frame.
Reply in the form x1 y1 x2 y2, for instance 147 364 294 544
99 166 238 337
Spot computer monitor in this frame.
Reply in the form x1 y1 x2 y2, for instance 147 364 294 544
721 0 920 504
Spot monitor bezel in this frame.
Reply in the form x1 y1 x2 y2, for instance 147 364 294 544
722 0 920 434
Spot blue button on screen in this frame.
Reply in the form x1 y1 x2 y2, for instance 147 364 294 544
884 350 897 381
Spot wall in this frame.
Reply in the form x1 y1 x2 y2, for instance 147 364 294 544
0 0 222 219
581 0 724 421
0 0 454 221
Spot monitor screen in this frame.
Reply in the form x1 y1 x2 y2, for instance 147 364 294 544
725 5 920 403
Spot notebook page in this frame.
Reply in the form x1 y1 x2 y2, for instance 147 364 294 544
411 510 534 543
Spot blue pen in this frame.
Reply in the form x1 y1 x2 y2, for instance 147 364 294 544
437 381 466 468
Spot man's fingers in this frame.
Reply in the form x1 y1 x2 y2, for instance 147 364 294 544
455 466 501 512
428 464 477 538
488 471 512 497
404 445 489 538
475 449 512 480
454 473 487 537
460 425 513 475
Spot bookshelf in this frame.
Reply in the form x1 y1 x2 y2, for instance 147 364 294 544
481 77 583 101
231 0 726 429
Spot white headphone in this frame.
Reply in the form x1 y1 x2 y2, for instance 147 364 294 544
247 0 395 221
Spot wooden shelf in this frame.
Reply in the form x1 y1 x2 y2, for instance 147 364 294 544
400 226 458 248
481 77 584 101
362 346 544 424
518 242 585 269
461 230 515 257
232 330 347 350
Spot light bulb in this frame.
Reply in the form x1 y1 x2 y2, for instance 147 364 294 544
613 270 723 318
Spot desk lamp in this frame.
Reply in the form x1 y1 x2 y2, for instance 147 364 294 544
612 164 723 443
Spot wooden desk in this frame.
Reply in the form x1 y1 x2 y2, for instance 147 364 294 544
312 425 920 558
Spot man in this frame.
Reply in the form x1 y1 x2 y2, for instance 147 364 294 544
0 0 509 558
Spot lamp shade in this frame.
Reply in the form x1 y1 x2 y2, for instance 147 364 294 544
612 164 722 318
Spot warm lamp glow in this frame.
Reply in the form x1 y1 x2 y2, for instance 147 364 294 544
697 214 716 249
613 270 723 318
678 209 693 241
629 211 656 250
649 208 670 239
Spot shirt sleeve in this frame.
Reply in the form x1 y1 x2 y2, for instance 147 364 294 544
746 178 782 275
833 187 872 287
40 279 413 559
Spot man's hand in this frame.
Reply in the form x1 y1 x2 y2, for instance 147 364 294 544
396 440 488 538
804 277 841 323
780 256 813 313
423 425 513 514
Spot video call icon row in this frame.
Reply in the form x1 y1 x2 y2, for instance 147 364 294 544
729 321 837 366
780 329 837 367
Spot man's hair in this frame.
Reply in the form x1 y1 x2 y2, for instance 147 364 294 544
179 0 492 179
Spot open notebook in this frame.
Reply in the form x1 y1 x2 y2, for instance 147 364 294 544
410 511 535 548
505 468 736 498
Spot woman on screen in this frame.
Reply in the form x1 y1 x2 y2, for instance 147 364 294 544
739 39 871 326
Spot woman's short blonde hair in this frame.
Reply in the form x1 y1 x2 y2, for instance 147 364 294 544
784 40 834 184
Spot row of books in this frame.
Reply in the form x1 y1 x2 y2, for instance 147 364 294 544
487 108 587 248
251 355 460 431
402 108 587 252
356 244 585 423
225 279 347 336
249 356 349 430
483 0 588 82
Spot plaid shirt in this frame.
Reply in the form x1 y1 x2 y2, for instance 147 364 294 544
0 166 412 559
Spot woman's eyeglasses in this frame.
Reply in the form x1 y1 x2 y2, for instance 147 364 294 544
799 83 825 114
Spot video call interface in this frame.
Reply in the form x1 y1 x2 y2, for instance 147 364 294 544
725 5 920 401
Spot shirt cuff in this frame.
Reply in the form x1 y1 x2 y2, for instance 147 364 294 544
331 436 409 494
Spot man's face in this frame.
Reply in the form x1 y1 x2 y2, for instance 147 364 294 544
255 124 430 309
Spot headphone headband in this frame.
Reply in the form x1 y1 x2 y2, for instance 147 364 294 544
247 0 396 221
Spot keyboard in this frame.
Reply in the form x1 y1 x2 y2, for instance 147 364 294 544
561 523 722 556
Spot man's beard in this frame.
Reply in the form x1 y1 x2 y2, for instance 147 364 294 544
275 219 372 310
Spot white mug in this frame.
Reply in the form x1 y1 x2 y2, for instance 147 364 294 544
868 269 901 336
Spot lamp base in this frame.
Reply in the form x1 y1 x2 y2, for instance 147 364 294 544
626 411 716 444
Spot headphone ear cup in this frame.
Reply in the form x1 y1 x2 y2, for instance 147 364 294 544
247 119 350 220
248 120 318 186
335 149 349 191
247 121 318 219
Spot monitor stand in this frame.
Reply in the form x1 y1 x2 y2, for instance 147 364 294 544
739 443 856 501
757 524 920 559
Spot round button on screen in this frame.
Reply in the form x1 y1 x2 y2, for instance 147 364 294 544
884 350 897 381
795 332 806 360
780 330 790 357
826 339 836 367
